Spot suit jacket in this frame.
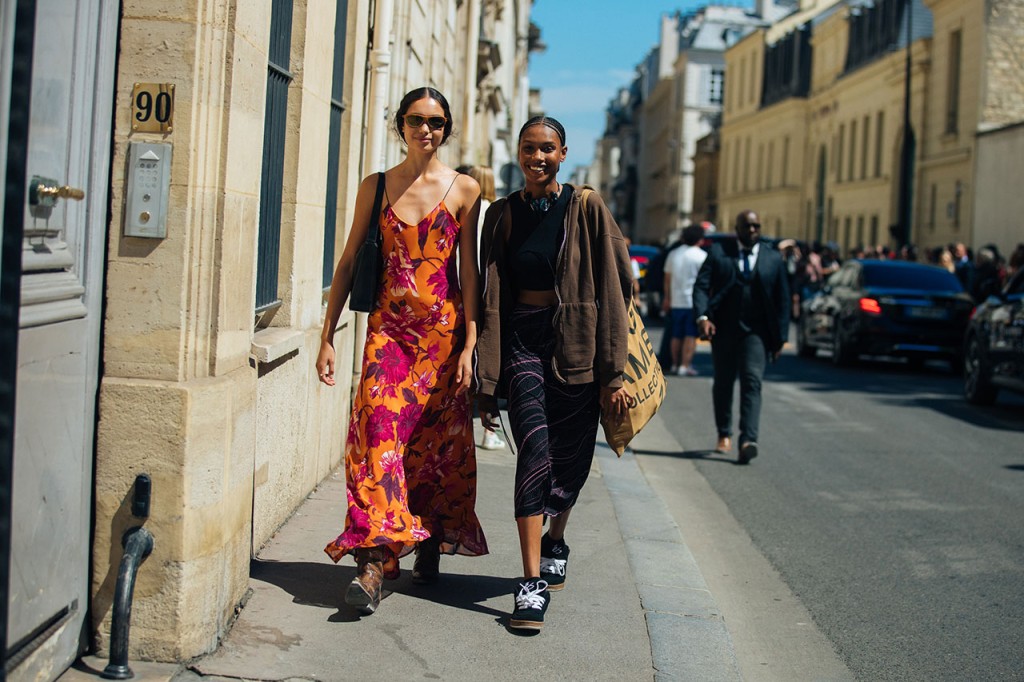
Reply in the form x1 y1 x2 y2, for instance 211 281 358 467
692 240 790 353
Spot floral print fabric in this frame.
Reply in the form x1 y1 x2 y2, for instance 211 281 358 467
325 200 488 578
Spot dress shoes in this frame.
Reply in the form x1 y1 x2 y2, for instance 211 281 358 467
738 441 758 465
715 436 732 453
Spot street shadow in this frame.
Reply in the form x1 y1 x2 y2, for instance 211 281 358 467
251 559 355 620
388 571 510 619
631 447 740 465
251 559 510 622
764 353 1024 433
875 395 1024 432
1005 464 1024 472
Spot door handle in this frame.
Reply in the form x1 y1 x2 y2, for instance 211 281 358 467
29 175 85 208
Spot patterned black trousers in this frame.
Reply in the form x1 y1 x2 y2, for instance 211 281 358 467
504 303 600 518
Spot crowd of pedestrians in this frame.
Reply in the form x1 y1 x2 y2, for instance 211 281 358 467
767 238 1023 319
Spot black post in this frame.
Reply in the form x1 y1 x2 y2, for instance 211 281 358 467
99 527 154 680
897 0 915 248
101 474 154 680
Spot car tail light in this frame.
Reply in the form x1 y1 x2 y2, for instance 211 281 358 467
969 306 977 321
859 297 882 315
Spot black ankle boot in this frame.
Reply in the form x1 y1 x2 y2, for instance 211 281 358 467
412 536 441 585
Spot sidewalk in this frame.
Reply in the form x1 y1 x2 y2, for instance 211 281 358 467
65 413 740 682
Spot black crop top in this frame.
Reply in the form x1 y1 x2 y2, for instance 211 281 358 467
506 187 570 291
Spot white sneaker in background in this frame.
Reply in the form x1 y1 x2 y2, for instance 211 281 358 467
684 366 699 376
481 429 505 450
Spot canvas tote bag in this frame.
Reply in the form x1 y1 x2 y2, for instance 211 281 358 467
600 297 667 455
578 188 667 455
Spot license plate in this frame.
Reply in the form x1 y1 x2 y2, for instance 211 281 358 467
905 306 948 320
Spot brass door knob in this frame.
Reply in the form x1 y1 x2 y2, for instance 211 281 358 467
37 184 85 201
29 175 86 207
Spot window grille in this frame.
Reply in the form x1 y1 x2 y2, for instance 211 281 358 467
322 0 349 289
255 0 294 312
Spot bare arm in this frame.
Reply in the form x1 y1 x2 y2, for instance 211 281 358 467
316 173 379 386
455 176 482 394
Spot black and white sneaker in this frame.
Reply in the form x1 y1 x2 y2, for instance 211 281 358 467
509 578 550 631
540 533 570 591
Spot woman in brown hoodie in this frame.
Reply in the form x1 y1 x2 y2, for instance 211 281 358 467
476 116 633 631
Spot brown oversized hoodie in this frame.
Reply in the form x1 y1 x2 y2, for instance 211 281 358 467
476 185 633 397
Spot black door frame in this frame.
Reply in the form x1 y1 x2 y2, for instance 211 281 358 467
1 0 38 676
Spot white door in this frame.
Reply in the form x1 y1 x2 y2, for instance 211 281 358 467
4 1 116 679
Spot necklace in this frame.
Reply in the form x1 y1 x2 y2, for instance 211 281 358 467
523 183 561 216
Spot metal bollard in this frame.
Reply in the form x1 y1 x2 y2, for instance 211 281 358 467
101 475 154 680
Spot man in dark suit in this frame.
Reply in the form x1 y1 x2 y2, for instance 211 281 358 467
693 210 790 464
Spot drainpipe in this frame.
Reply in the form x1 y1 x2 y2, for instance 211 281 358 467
364 0 393 174
354 0 394 377
101 475 154 680
461 0 481 166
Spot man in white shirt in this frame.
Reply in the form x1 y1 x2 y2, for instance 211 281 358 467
662 224 708 376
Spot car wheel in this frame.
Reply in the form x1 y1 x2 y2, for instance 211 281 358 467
796 322 816 358
831 321 855 366
963 335 998 406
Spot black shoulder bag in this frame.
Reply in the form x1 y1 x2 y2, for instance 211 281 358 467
349 172 387 312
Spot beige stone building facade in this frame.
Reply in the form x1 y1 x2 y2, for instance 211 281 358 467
2 0 536 678
717 0 1024 256
598 5 776 246
917 0 1024 253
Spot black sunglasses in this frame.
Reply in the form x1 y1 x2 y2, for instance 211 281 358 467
404 114 447 131
744 222 762 229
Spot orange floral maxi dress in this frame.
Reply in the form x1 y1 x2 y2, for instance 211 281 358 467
325 199 489 578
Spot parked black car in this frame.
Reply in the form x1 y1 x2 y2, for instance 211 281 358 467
797 259 974 368
963 268 1024 405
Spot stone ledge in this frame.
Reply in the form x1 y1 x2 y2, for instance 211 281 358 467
250 327 305 364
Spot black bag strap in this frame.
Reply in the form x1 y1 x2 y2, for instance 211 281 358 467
366 172 386 246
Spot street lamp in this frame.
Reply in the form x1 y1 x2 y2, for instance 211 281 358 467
896 0 915 248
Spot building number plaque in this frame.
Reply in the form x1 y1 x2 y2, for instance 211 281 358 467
131 83 174 133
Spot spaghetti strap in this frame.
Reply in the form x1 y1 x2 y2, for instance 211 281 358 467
441 173 459 201
382 174 391 207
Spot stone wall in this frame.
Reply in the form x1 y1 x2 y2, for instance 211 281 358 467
982 0 1024 128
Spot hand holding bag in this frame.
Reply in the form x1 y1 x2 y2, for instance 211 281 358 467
600 297 667 455
349 172 387 312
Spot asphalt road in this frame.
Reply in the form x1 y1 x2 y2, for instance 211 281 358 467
647 321 1024 681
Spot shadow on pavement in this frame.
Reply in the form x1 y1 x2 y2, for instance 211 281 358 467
252 558 347 610
631 447 741 465
388 571 510 619
252 559 511 622
875 395 1024 432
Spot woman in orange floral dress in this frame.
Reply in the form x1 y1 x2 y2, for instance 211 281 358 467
316 88 488 615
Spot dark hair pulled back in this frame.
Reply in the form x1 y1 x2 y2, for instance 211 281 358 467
518 115 566 146
394 87 454 144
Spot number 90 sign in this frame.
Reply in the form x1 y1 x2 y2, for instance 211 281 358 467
131 83 174 133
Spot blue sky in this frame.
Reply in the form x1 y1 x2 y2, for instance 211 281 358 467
528 0 753 177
